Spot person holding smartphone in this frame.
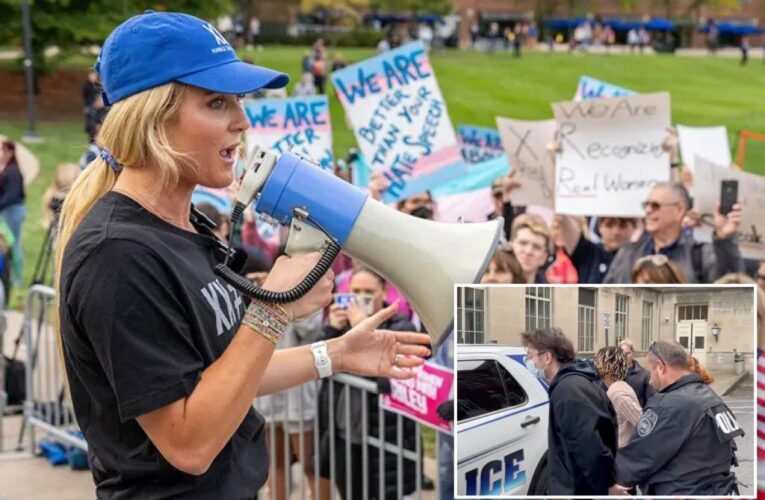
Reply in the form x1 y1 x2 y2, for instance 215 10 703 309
605 182 743 283
320 266 423 499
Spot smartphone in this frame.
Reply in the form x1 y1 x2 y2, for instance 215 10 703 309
719 180 738 216
333 293 374 316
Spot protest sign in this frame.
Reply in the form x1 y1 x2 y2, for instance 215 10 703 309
244 95 333 170
552 92 671 216
496 117 556 209
677 125 731 172
380 360 453 434
331 41 462 200
691 156 765 260
574 76 635 101
457 125 504 164
432 155 509 222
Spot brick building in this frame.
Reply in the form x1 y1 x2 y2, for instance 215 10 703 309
456 285 756 369
455 0 765 48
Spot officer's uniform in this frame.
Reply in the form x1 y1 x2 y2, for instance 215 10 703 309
615 373 742 495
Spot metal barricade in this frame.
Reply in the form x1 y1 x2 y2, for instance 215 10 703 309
255 372 438 500
21 285 86 452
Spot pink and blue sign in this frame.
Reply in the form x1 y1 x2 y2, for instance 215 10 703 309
331 41 463 201
245 95 334 170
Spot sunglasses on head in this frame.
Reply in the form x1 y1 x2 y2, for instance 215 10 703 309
648 341 665 366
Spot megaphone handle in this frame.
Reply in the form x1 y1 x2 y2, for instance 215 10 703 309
214 241 340 304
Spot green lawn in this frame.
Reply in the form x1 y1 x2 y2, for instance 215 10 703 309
1 47 764 307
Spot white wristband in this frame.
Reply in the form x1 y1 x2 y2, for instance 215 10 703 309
310 341 333 379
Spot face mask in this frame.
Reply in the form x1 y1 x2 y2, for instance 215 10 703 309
410 206 433 220
525 359 545 381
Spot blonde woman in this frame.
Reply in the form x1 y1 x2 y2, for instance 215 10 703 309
595 346 642 448
55 11 430 498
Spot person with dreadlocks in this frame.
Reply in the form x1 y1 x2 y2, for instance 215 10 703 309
595 346 642 448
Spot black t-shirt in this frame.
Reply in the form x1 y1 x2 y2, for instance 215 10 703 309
569 235 616 284
59 191 268 499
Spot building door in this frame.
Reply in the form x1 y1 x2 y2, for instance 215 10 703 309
676 304 709 365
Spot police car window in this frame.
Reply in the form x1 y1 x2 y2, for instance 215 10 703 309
498 362 528 408
457 359 518 421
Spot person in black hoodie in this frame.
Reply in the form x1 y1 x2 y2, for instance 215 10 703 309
319 266 421 499
521 327 626 495
619 339 655 407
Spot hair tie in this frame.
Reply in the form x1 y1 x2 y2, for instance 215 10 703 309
99 148 123 172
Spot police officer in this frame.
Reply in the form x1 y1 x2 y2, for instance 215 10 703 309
615 339 742 495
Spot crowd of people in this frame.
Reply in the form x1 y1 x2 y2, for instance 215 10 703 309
523 329 743 495
464 129 761 288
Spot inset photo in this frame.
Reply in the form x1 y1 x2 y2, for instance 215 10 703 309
455 285 757 498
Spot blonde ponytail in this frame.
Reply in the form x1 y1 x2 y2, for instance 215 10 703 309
54 82 189 380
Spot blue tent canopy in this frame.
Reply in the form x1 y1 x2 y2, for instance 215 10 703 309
546 16 674 31
699 22 763 35
644 18 674 30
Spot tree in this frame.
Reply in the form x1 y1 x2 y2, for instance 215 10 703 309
368 0 452 16
300 0 370 27
0 0 232 75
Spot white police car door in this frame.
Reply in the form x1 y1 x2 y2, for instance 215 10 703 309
456 355 549 496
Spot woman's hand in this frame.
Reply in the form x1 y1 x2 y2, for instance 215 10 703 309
261 252 334 320
330 302 431 380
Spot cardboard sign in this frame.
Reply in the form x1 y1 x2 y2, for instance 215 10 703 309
677 125 732 172
552 92 671 216
457 125 505 164
496 117 556 209
331 41 463 200
574 75 635 101
380 360 454 435
244 95 333 170
691 156 765 260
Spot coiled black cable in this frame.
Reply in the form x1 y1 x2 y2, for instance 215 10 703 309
214 202 341 303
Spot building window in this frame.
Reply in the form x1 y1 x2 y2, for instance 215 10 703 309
615 295 629 344
578 288 596 352
677 304 708 321
457 287 485 344
641 301 653 351
525 287 551 331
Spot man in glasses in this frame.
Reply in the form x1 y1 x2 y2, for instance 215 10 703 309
556 214 638 283
615 339 742 495
520 327 624 495
604 182 742 283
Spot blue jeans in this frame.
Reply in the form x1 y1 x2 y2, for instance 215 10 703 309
1 203 26 285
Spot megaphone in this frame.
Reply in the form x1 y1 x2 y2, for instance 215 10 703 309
217 147 502 346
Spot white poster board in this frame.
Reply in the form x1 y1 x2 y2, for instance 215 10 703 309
552 92 671 216
677 125 731 172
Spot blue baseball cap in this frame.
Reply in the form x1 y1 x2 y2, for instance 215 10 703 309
95 10 289 105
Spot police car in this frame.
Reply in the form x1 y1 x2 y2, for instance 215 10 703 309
457 345 549 496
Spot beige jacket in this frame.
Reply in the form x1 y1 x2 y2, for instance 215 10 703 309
607 380 643 448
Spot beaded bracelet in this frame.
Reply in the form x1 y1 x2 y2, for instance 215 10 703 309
241 301 290 344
